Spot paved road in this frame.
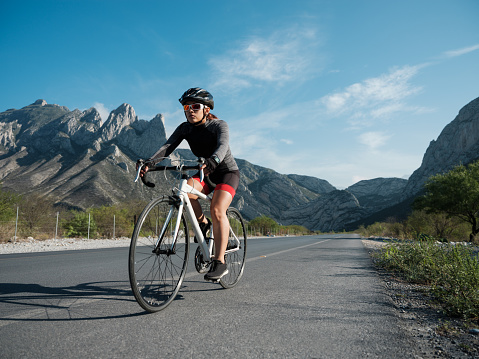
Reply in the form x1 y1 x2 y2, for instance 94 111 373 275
0 234 418 358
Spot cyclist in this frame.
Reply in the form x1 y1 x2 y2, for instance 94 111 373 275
139 87 240 281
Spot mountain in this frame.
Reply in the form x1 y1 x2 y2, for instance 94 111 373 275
0 100 344 226
0 100 168 209
349 96 479 229
347 177 407 212
1 97 478 232
403 96 479 198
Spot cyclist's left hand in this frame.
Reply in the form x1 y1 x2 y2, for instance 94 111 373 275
203 157 218 175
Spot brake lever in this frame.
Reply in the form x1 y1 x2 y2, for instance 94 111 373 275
134 163 143 183
198 157 205 183
134 159 155 188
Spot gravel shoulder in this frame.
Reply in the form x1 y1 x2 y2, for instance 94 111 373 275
0 237 131 254
362 238 479 359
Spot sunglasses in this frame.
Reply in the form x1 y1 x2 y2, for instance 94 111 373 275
183 103 207 111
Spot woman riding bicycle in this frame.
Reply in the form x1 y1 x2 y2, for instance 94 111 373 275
140 87 240 281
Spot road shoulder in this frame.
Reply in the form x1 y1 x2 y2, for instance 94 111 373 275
362 238 479 358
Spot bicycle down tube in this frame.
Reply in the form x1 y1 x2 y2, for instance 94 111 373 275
172 176 212 262
160 176 241 258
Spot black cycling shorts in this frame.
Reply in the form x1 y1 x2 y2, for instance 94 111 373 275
193 169 240 198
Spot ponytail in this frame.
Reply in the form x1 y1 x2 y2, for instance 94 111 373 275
207 112 219 120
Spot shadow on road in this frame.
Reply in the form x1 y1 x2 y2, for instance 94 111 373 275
0 281 152 321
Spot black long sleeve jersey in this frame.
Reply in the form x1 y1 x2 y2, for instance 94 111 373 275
149 119 239 172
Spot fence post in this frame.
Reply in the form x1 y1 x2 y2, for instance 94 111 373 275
88 213 91 240
55 212 59 240
113 215 116 239
14 206 19 243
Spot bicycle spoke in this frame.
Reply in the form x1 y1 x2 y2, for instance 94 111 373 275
129 197 189 312
220 207 247 289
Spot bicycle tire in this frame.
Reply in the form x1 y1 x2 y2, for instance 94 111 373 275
220 207 247 288
129 196 189 312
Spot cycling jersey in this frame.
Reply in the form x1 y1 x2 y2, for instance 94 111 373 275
149 119 239 173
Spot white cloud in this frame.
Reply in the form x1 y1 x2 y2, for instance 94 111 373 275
358 131 391 150
209 26 321 90
280 139 294 145
443 44 479 58
93 102 111 122
319 65 423 127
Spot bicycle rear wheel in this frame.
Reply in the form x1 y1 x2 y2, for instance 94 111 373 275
220 207 247 289
129 196 189 312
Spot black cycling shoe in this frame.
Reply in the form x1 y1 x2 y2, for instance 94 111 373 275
204 260 228 281
194 218 211 243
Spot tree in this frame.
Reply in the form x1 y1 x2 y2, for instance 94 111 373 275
0 185 20 222
413 161 479 241
19 193 55 237
249 215 278 235
406 210 468 241
90 203 137 238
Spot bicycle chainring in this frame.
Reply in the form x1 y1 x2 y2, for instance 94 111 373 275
194 246 210 274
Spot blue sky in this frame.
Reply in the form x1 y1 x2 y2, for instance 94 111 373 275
1 0 478 188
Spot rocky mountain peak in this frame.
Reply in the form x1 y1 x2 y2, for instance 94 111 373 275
151 113 165 126
32 99 47 106
81 107 102 124
404 96 479 198
100 103 138 142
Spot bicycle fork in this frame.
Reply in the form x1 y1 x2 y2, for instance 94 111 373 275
152 197 182 255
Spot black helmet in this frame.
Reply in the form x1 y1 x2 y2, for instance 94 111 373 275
179 87 214 110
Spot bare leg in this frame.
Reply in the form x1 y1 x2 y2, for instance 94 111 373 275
210 190 233 264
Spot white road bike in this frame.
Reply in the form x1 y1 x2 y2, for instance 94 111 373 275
129 158 247 312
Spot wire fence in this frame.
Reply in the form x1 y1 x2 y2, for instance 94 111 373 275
0 207 134 243
0 206 303 243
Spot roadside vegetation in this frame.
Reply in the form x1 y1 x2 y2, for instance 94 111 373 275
0 185 311 242
248 215 311 236
360 161 479 320
372 240 479 319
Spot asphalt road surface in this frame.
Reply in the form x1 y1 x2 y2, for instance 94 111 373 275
0 234 419 358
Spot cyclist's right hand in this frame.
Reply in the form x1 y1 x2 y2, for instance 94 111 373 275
140 165 148 178
136 159 153 178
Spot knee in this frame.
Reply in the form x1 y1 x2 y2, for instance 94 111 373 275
210 205 225 222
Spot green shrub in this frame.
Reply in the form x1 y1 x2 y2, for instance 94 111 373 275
373 242 479 318
431 245 479 318
62 211 97 238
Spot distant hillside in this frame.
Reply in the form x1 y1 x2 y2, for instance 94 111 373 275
350 96 479 228
403 97 479 198
1 97 478 231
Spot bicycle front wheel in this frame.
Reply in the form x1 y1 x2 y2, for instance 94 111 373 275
129 196 189 312
220 207 247 289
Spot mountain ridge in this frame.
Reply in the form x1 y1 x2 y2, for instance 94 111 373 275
1 97 478 231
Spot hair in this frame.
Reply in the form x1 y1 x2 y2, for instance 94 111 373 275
207 112 219 120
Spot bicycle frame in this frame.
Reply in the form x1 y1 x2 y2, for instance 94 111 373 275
155 173 241 263
130 158 247 311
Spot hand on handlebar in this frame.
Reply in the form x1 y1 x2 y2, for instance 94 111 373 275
139 164 149 178
203 157 218 175
136 160 153 178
